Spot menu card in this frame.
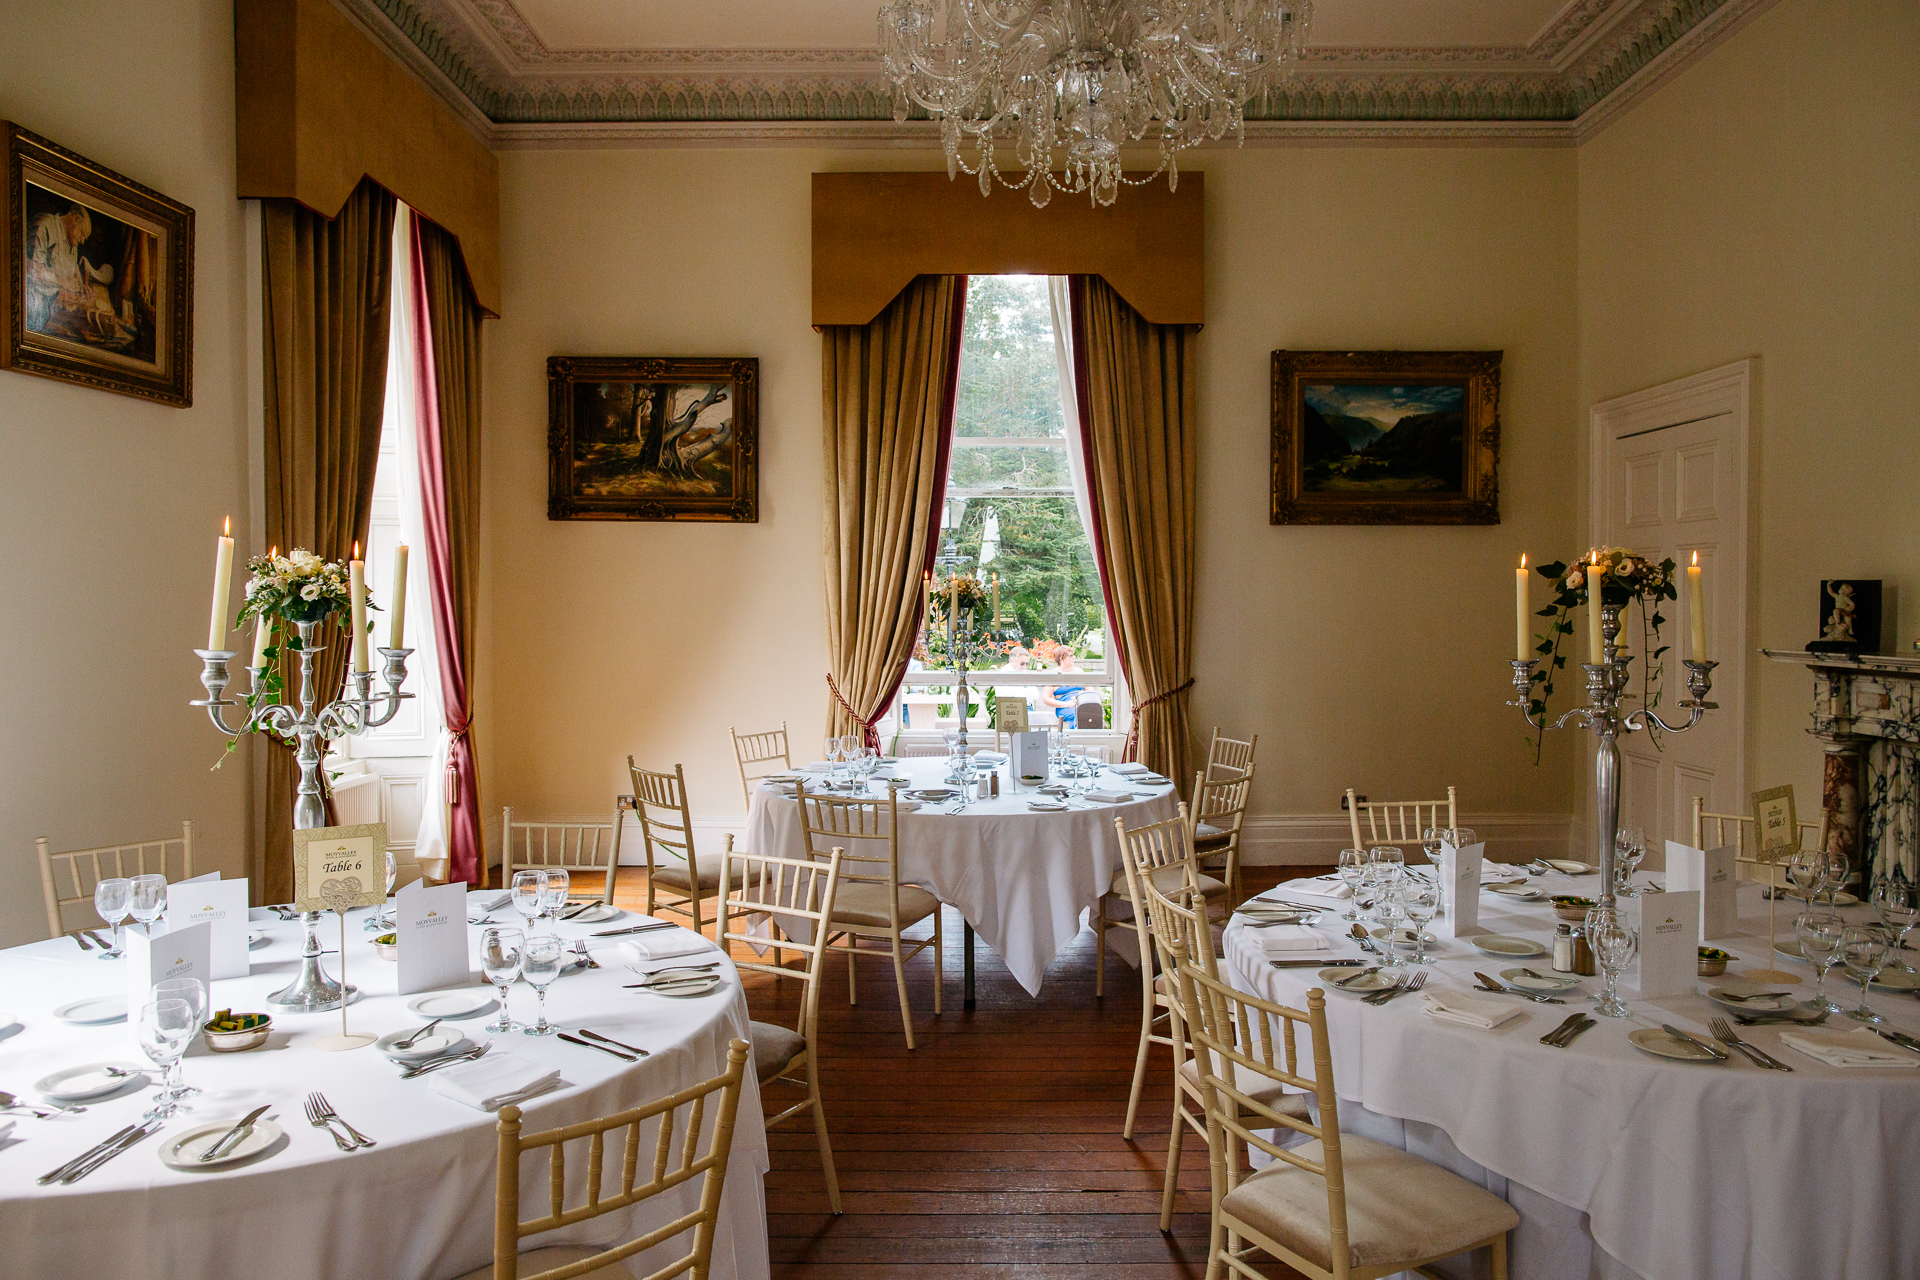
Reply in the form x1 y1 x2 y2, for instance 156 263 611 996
1436 841 1485 939
164 876 252 979
395 880 472 995
1625 890 1700 999
126 920 211 1044
1011 730 1050 784
1665 840 1738 940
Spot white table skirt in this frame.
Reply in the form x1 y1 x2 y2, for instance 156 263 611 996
0 893 769 1280
745 759 1178 994
1224 877 1920 1280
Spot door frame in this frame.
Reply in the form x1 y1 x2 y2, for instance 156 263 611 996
1589 359 1752 835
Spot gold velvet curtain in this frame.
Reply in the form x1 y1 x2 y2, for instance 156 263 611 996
820 275 967 745
1069 275 1199 790
258 178 398 902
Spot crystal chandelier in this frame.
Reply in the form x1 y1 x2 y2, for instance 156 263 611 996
877 1 1313 207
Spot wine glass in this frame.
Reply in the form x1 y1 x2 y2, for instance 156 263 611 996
129 874 168 936
152 977 206 1100
511 869 548 930
520 936 567 1037
1786 847 1823 904
480 927 525 1033
1871 878 1918 971
1399 880 1441 963
1375 888 1407 968
822 736 843 784
1796 912 1847 1013
1615 827 1647 896
1336 849 1366 921
369 848 403 932
1449 828 1478 848
540 867 571 933
93 877 132 957
1420 826 1444 867
1840 925 1892 1023
1585 905 1639 1017
1370 846 1405 890
1825 849 1852 908
137 998 198 1118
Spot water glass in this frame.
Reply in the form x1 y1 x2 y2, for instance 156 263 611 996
521 936 567 1037
1400 881 1441 962
1420 826 1444 867
822 737 843 783
1615 827 1647 895
151 977 206 1100
1336 848 1366 921
481 927 526 1033
1448 828 1479 848
540 867 571 932
1375 890 1408 966
93 877 132 957
1796 911 1846 1013
137 998 198 1117
1369 846 1405 890
1840 925 1891 1024
1786 847 1823 901
129 874 168 936
511 869 547 928
1585 905 1639 1017
1871 878 1918 970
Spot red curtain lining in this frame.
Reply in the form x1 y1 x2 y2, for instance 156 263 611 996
1068 276 1134 748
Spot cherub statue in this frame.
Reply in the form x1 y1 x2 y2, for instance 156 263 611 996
1822 582 1857 642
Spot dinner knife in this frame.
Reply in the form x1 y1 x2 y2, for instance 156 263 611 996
68 931 93 951
1271 958 1365 969
400 1045 491 1079
39 1125 135 1184
1870 1025 1920 1054
559 1031 635 1061
1540 1013 1587 1046
199 1105 271 1162
1661 1023 1731 1060
83 929 112 950
60 1119 162 1184
1473 973 1565 1004
1558 1017 1598 1047
592 921 679 937
579 1028 650 1056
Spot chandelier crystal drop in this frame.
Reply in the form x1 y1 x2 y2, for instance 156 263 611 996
878 0 1313 207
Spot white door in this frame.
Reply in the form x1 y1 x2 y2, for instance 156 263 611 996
1592 362 1750 858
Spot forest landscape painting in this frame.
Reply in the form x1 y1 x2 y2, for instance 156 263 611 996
548 357 759 522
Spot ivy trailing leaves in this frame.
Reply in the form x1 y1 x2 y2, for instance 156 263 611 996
1524 548 1678 764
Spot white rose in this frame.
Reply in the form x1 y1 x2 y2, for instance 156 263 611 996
300 583 322 601
1564 569 1583 589
1615 557 1636 576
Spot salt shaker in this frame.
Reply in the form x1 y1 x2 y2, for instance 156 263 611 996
1553 924 1575 973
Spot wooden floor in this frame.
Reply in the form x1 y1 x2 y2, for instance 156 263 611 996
611 866 1328 1280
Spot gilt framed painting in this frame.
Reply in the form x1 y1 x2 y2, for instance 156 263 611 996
1271 350 1501 525
547 356 759 522
2 123 194 407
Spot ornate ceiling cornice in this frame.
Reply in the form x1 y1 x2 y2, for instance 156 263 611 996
337 0 1778 146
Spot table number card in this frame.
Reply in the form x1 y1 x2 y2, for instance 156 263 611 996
395 880 472 995
125 920 210 1044
994 698 1029 734
1666 840 1738 940
165 876 252 979
1625 890 1700 1000
292 823 388 913
1437 841 1485 939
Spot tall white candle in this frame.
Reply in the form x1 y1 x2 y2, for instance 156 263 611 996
349 544 369 673
207 518 234 651
388 544 409 649
1587 553 1606 664
1688 552 1706 662
250 617 272 670
1515 555 1530 663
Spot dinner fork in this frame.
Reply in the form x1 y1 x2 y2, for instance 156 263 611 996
1367 971 1426 1005
1707 1017 1794 1071
308 1092 376 1149
304 1094 356 1152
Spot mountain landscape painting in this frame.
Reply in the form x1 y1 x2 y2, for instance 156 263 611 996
1301 382 1466 493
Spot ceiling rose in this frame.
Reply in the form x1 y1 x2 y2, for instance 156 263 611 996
878 0 1313 206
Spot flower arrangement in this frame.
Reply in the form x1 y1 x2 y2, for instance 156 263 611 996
1524 546 1678 763
929 572 993 614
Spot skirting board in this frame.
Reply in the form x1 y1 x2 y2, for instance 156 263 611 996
615 812 1576 867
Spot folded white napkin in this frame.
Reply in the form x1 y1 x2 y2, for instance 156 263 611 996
973 751 1009 763
1253 925 1331 955
617 932 713 964
1420 988 1526 1030
1084 789 1133 804
429 1050 563 1111
1780 1027 1920 1068
1280 876 1354 900
1110 762 1149 774
801 762 832 772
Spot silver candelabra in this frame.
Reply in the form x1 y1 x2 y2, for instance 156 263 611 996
1509 602 1717 905
193 617 411 1011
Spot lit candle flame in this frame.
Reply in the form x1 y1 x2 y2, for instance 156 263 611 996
1692 550 1699 566
352 541 360 559
222 515 230 537
1520 553 1527 569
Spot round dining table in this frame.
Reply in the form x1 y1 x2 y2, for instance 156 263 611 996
0 890 769 1280
745 756 1180 999
1223 872 1920 1280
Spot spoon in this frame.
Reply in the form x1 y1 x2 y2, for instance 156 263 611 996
393 1017 443 1051
0 1092 84 1117
1716 991 1792 1002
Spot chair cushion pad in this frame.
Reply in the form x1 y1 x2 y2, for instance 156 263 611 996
1105 864 1226 909
1178 1058 1312 1117
750 1019 808 1083
1221 1133 1519 1272
451 1244 636 1279
1193 821 1232 849
828 881 939 930
651 852 724 893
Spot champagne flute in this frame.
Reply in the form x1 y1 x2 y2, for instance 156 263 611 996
152 977 206 1100
481 927 525 1033
1840 925 1891 1023
93 877 132 957
129 874 168 937
540 867 571 933
1585 905 1639 1017
520 936 567 1037
137 998 198 1118
1336 848 1366 921
511 869 547 931
1796 912 1846 1013
1872 878 1918 971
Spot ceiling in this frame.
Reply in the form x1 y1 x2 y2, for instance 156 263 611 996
339 0 1777 144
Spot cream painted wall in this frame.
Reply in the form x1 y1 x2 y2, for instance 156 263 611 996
483 145 1584 861
1577 0 1919 830
0 0 254 945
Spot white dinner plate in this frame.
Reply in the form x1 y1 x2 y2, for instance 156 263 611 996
53 997 128 1024
249 930 269 949
1486 884 1544 900
1705 987 1797 1013
160 1118 284 1170
1543 860 1599 875
632 975 723 999
375 1029 468 1061
566 903 622 925
1473 935 1550 959
906 788 956 801
36 1062 148 1101
406 990 496 1020
1500 968 1581 992
1871 967 1920 992
1317 967 1398 994
1628 1028 1725 1063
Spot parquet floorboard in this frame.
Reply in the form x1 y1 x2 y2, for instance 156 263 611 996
612 865 1325 1280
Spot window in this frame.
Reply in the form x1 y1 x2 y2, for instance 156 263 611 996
886 276 1121 746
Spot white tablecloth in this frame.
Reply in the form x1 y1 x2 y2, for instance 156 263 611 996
1224 876 1920 1280
744 758 1178 994
0 892 769 1280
